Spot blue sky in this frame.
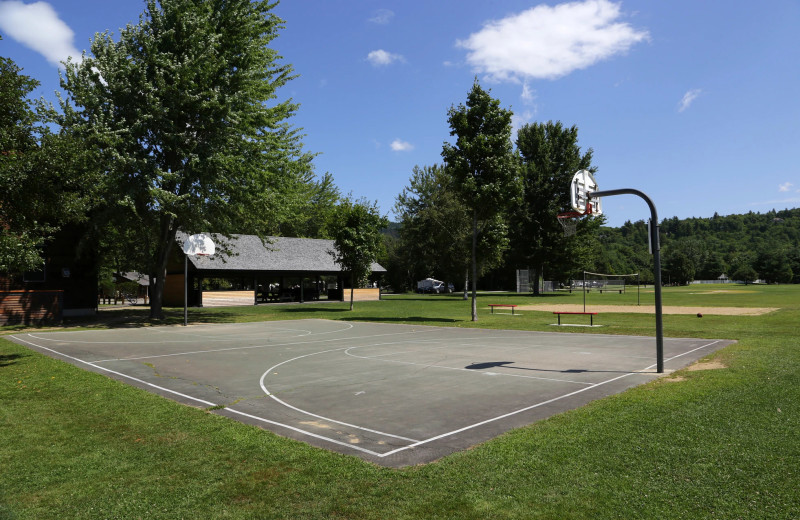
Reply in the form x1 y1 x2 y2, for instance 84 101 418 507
1 0 799 227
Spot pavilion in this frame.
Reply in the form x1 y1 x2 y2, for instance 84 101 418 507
165 234 386 307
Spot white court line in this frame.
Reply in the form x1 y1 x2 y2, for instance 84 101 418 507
350 339 501 359
17 325 429 444
25 320 355 345
11 337 218 408
256 333 705 444
13 328 724 460
89 327 423 364
259 345 422 443
223 408 389 457
378 339 725 458
141 325 315 340
25 334 237 345
659 340 723 364
257 334 614 441
12 334 389 457
342 342 595 386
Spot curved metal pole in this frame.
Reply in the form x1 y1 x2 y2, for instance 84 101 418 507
589 188 664 373
184 254 188 327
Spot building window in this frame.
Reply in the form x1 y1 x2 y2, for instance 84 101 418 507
23 264 47 282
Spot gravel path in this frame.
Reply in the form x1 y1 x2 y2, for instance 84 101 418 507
515 304 778 316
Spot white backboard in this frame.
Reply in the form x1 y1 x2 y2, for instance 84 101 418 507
570 170 601 215
182 233 216 256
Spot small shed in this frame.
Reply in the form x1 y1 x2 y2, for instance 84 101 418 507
0 224 97 324
165 234 386 307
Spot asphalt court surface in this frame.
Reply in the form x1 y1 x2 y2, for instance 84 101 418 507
11 320 734 467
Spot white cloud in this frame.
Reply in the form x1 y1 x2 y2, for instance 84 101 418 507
390 139 414 152
750 197 800 206
678 88 702 112
368 9 394 25
366 49 405 66
0 1 81 67
779 182 794 193
521 81 536 105
457 0 649 82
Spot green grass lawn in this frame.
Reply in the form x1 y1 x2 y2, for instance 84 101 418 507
1 284 798 518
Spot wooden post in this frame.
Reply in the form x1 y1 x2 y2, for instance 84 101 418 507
300 275 305 303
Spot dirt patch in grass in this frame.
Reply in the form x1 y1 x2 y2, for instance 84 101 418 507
515 304 778 316
686 360 727 371
688 290 755 294
661 360 726 382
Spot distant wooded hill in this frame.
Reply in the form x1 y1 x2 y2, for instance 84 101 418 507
594 208 800 285
382 208 800 291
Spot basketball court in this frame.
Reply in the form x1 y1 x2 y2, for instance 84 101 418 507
10 319 733 467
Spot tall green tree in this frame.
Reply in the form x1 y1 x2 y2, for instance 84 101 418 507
441 80 519 320
663 237 705 284
729 250 757 284
697 251 727 280
1 41 98 273
756 246 793 284
511 121 598 293
395 164 508 296
330 198 388 310
59 0 315 318
276 171 341 239
663 248 696 285
394 165 449 288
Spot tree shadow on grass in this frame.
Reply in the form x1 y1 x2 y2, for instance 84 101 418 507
382 293 568 302
279 307 460 323
342 316 461 324
60 308 242 329
0 354 24 367
281 307 351 314
381 296 466 302
485 293 566 299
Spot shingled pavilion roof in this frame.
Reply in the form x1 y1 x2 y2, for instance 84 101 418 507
180 234 386 275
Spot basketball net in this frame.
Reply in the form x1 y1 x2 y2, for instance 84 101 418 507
557 204 593 237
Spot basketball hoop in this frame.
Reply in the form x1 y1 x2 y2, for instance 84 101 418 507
182 233 216 326
183 233 215 256
557 204 592 237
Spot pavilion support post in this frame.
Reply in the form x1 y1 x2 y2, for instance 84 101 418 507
300 275 305 303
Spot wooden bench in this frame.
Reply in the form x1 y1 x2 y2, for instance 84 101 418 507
553 311 598 326
489 304 518 315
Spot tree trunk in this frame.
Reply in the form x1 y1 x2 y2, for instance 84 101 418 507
471 210 478 321
463 268 469 300
149 219 178 320
149 271 164 320
532 265 541 296
349 273 354 311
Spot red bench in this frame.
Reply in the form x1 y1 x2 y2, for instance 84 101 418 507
489 304 518 315
553 311 598 326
